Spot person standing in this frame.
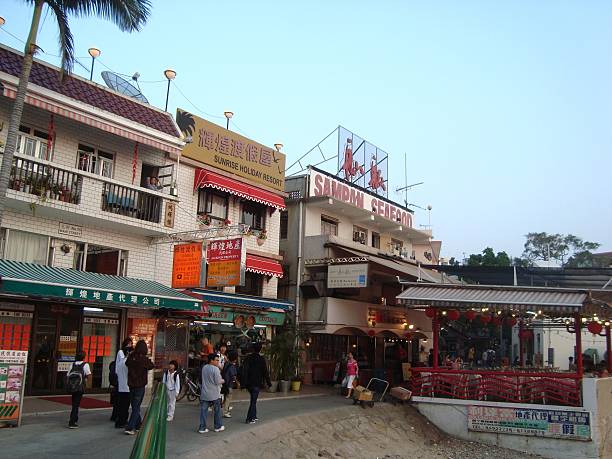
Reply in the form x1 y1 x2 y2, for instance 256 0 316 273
418 346 428 365
217 343 228 369
240 343 271 424
197 337 214 362
124 340 154 435
222 350 238 418
199 353 225 433
344 352 359 399
66 350 91 429
114 338 133 429
162 360 181 422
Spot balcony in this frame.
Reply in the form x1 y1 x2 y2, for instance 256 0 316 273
5 154 178 236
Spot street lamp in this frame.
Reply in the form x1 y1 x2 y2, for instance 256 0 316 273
0 17 6 27
274 143 283 152
88 47 101 81
224 111 234 130
164 68 177 112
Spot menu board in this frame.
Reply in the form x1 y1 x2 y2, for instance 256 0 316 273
0 350 28 427
83 335 112 363
0 323 31 351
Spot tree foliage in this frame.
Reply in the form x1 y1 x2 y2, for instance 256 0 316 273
520 232 601 267
467 247 512 267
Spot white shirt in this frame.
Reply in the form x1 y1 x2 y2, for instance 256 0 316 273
115 350 129 393
162 370 181 393
73 361 91 376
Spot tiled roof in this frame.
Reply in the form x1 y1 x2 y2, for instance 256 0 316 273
0 46 180 138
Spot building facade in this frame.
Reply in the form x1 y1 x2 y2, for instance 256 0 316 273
280 166 445 385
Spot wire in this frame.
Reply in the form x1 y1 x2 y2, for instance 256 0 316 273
0 27 26 44
230 120 251 138
171 81 225 120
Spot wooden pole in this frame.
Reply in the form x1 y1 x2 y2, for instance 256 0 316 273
606 324 611 373
574 314 583 376
432 313 439 369
519 319 525 366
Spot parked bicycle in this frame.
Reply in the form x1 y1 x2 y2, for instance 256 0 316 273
176 368 201 402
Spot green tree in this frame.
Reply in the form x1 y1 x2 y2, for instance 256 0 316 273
467 247 511 266
0 0 151 230
520 232 601 266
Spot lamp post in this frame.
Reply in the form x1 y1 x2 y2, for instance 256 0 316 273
88 47 101 81
164 69 176 112
0 17 6 26
224 111 234 130
274 143 283 152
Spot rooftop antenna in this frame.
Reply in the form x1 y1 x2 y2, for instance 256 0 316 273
395 153 423 208
131 72 142 91
101 70 149 103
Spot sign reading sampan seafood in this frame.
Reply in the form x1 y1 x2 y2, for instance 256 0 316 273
176 109 286 192
309 168 412 227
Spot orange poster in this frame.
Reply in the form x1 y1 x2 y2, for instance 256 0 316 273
172 242 203 288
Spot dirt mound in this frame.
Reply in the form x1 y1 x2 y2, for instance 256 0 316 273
195 404 538 459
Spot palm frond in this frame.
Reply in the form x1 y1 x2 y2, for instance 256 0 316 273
60 0 151 32
46 0 75 79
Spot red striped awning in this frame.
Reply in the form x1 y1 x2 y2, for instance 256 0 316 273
246 254 284 278
193 168 285 210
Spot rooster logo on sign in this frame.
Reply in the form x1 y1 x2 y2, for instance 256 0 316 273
341 138 364 180
368 156 386 191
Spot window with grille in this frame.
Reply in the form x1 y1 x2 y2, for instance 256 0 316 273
241 202 266 231
77 144 114 178
321 216 338 236
372 232 381 249
197 189 229 222
16 125 51 160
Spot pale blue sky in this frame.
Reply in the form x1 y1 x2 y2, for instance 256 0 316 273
3 1 611 260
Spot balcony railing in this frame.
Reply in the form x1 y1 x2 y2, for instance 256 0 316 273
101 182 162 224
9 156 82 204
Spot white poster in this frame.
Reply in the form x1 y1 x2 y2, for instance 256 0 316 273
327 263 368 288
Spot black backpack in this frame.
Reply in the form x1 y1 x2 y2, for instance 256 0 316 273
66 362 86 393
109 361 118 388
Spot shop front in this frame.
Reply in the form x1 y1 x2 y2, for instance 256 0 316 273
0 260 201 395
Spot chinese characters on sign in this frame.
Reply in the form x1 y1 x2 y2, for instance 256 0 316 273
177 109 286 192
0 350 28 426
171 242 203 288
327 263 368 288
467 406 591 441
206 237 245 287
63 287 162 307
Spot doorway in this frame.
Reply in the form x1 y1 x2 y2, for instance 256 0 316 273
140 163 174 191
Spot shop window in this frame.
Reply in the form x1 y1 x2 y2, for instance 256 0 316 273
321 215 338 236
352 226 367 245
197 189 228 223
241 202 266 231
280 211 288 239
236 272 263 296
3 229 50 265
77 144 114 178
82 312 120 389
372 232 380 249
16 124 51 160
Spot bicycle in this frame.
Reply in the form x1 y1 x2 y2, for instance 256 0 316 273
176 368 201 402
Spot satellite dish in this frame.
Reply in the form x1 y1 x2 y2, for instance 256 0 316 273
101 71 149 104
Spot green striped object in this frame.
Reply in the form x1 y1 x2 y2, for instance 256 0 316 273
129 383 168 459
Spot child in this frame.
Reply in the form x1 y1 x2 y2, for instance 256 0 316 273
222 350 238 418
66 350 91 429
162 360 181 421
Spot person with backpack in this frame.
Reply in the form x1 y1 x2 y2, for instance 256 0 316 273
239 342 271 424
67 350 91 429
162 360 181 421
124 340 154 435
114 337 133 429
221 350 238 418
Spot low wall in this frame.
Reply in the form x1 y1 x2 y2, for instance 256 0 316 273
411 377 612 459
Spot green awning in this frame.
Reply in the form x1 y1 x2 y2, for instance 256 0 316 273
0 259 201 311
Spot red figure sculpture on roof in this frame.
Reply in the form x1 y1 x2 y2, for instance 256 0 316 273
368 156 386 191
342 138 364 180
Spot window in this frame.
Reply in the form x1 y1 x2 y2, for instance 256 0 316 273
197 189 229 222
3 229 50 265
73 243 127 276
236 272 263 296
280 211 288 239
353 226 367 245
77 144 114 178
321 216 338 236
241 202 266 231
390 238 403 255
372 232 380 249
16 125 51 160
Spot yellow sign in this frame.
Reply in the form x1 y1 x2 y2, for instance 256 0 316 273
176 109 286 192
207 260 241 287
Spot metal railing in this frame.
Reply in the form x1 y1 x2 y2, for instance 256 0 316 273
101 182 163 223
9 156 82 204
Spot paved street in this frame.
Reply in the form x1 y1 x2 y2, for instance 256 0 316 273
1 393 348 459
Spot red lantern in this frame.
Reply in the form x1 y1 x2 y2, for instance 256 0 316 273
368 329 376 337
425 307 436 318
464 310 476 321
505 317 517 327
447 309 460 321
492 316 502 326
519 329 534 340
587 322 603 335
479 314 491 324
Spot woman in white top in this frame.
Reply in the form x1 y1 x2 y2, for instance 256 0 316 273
114 337 133 428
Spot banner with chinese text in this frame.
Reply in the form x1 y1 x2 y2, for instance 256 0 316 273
172 242 203 288
206 237 245 287
0 350 28 426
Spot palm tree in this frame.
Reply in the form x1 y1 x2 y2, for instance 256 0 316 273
0 0 151 230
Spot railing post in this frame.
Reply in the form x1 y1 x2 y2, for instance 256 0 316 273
432 312 439 369
606 324 611 373
574 314 583 376
519 319 525 367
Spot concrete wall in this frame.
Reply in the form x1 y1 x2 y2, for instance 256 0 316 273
412 377 612 459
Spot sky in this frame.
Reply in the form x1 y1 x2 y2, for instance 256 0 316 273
2 1 612 261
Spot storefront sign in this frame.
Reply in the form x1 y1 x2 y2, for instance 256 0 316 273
58 222 82 237
205 305 285 326
177 109 286 192
84 317 119 325
206 237 245 287
0 350 28 426
467 406 591 441
172 242 203 288
0 312 32 319
164 202 176 228
327 263 368 288
130 319 158 336
309 169 412 228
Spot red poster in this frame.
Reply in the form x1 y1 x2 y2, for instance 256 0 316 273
206 238 243 262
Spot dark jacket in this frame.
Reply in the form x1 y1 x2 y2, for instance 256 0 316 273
241 353 271 389
126 352 154 389
222 362 238 394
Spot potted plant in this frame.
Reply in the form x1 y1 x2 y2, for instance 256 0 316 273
291 374 303 392
223 218 231 227
200 214 211 226
268 326 304 394
256 229 267 246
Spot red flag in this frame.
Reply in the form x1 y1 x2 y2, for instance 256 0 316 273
132 142 139 184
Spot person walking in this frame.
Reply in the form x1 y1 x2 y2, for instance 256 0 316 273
66 350 91 429
199 353 225 434
124 340 154 435
222 350 238 418
114 338 133 429
162 360 181 422
240 342 271 424
344 352 359 399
